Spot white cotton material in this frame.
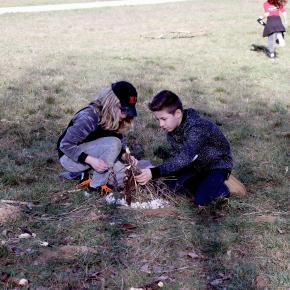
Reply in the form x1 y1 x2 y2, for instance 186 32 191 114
105 193 128 206
105 193 169 209
130 199 169 209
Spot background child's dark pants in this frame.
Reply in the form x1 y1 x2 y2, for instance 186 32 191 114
165 168 230 206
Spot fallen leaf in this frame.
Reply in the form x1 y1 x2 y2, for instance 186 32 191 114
178 251 199 259
120 223 137 230
0 272 10 282
187 252 199 259
0 258 14 266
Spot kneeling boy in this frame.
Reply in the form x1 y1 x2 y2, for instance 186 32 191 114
135 90 233 206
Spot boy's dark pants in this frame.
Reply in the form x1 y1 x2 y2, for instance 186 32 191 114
165 166 230 206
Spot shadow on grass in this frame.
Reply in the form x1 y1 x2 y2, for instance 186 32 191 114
176 201 257 290
250 43 277 58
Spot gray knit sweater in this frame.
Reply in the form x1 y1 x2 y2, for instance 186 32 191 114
150 108 233 178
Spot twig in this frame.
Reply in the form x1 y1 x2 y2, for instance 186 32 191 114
242 211 289 216
1 199 33 206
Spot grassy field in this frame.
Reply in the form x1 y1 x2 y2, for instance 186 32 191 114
0 0 289 289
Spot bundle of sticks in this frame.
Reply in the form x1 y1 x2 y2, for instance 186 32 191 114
123 147 141 205
122 147 176 206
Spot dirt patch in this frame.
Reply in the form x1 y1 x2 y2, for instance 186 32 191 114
255 274 271 290
0 204 21 224
38 245 97 263
70 210 106 222
255 215 277 223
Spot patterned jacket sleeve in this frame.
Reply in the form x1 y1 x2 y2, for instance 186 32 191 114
150 125 206 178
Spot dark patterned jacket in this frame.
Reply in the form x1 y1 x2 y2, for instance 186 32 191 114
150 108 233 178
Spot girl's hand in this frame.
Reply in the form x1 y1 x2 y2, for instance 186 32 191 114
121 153 138 166
85 155 108 172
135 169 152 185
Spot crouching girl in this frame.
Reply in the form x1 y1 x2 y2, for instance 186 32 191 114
57 81 138 192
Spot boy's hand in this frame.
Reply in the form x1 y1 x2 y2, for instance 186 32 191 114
85 155 108 172
131 156 138 166
135 168 152 185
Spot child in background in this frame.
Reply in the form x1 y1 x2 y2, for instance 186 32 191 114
258 0 288 59
135 90 233 207
57 81 138 192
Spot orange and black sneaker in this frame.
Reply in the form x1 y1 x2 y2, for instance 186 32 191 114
76 171 91 189
84 184 113 197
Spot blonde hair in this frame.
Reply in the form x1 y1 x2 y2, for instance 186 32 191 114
94 87 121 131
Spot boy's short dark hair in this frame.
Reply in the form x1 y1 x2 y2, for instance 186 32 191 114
148 90 183 114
